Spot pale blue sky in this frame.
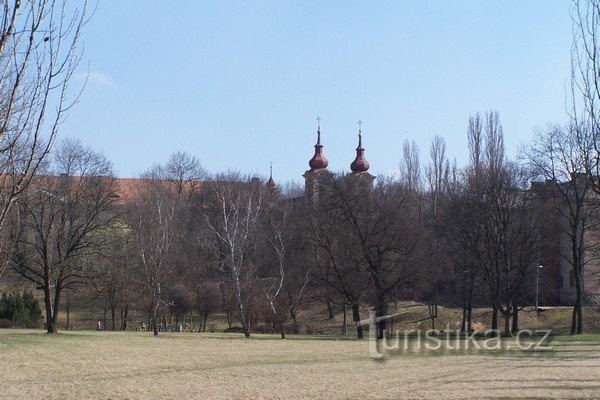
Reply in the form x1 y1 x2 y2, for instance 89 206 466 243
63 1 573 183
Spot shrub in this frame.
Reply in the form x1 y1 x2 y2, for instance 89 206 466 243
0 290 43 328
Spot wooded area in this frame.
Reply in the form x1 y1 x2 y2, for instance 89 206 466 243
0 0 600 340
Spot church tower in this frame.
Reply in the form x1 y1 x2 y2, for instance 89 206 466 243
266 163 276 190
303 117 331 201
349 121 375 187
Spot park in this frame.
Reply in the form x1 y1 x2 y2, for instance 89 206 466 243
2 1 600 399
1 329 600 399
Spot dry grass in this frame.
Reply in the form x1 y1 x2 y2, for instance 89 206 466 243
1 330 600 399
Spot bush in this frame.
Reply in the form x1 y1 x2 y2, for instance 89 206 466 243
0 319 11 329
252 324 296 334
0 290 43 328
223 326 245 333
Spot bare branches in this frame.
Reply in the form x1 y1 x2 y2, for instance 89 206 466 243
523 121 600 334
571 0 600 192
130 174 181 336
12 139 117 333
0 1 89 278
202 174 264 338
400 139 421 195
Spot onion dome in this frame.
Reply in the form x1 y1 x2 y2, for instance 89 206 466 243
308 124 329 172
266 163 276 189
350 125 370 173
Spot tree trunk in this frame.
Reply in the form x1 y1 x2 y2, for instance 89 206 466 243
121 304 129 331
466 303 473 333
290 307 299 334
152 299 159 336
44 276 56 334
278 320 285 339
503 310 512 337
461 274 474 333
466 279 474 333
65 299 71 331
375 291 388 339
571 306 577 335
326 298 334 320
111 306 116 331
226 307 233 328
570 294 584 335
428 290 438 331
342 304 347 335
11 294 17 328
51 287 61 334
352 302 363 339
572 264 584 335
103 301 108 331
235 283 250 338
511 302 519 333
491 304 499 332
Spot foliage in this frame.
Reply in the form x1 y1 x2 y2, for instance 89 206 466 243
0 290 43 328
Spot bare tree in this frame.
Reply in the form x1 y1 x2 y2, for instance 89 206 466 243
0 1 90 279
193 280 220 332
440 188 480 333
399 140 423 219
168 283 194 329
442 111 542 336
90 224 137 331
131 173 181 336
426 135 449 222
476 164 542 336
162 151 206 199
310 175 422 339
12 139 117 333
468 113 484 171
305 177 370 339
484 111 505 173
523 123 599 334
400 140 422 194
260 197 290 339
202 174 264 338
571 0 600 185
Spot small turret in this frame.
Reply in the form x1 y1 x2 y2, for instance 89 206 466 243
350 120 370 174
266 163 276 189
303 116 332 201
308 119 329 172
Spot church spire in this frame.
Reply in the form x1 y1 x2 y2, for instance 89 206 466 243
266 162 276 189
308 116 329 172
350 120 370 173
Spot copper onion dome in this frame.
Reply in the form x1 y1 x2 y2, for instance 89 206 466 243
309 125 329 172
350 127 370 173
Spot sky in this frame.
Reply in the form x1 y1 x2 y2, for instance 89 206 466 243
63 1 573 184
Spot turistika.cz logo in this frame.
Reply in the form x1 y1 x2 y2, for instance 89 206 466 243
358 312 554 359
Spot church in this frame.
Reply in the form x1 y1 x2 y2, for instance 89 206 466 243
264 121 600 309
266 120 375 200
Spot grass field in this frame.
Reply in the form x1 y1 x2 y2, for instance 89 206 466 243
1 330 600 399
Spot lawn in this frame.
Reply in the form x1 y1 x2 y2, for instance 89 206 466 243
1 330 599 399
